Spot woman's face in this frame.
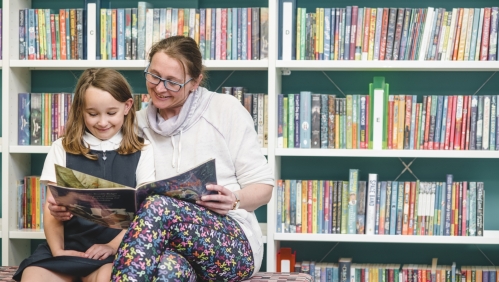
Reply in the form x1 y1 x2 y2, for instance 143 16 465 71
146 52 200 118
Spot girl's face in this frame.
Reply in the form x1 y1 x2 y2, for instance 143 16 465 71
84 86 133 140
146 52 201 119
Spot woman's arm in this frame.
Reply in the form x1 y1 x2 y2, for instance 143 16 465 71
44 188 85 257
198 183 272 215
236 183 273 211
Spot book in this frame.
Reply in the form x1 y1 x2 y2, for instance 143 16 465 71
279 0 296 60
48 158 218 229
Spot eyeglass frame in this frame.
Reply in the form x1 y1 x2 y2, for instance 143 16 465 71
143 65 194 92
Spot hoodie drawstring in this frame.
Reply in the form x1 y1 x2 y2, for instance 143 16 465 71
177 130 183 173
170 130 183 173
171 135 176 168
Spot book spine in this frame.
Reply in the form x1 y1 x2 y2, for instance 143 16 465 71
347 169 358 234
366 173 377 235
491 95 497 150
300 91 312 148
476 182 484 236
469 182 477 236
321 94 329 148
389 181 398 235
18 93 31 145
117 9 125 60
311 94 321 148
488 7 498 61
276 180 283 232
76 9 83 60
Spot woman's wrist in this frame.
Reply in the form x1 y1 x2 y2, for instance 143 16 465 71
231 191 241 210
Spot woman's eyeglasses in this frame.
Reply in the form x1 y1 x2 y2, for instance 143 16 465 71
144 67 193 92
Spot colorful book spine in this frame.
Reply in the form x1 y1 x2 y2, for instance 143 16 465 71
300 91 312 148
366 173 377 235
18 93 31 145
347 169 359 234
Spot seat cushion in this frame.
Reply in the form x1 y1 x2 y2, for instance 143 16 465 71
248 272 313 281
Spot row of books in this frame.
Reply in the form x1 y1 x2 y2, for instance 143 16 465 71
19 2 269 61
19 9 86 60
277 93 369 149
222 87 269 148
295 258 494 282
281 5 499 61
278 77 499 151
18 176 46 230
276 172 484 236
18 93 73 146
94 6 269 61
18 93 150 146
386 95 499 151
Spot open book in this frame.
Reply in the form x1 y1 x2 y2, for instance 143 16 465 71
48 158 217 229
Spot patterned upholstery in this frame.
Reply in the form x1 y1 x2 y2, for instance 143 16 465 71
0 267 17 282
247 272 313 281
0 266 312 282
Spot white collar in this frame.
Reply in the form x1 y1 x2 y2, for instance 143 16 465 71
83 131 123 151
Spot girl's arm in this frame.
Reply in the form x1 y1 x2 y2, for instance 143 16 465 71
44 187 85 257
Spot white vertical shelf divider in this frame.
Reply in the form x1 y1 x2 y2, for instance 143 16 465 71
3 0 35 266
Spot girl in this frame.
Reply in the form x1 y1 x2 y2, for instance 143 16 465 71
14 68 155 282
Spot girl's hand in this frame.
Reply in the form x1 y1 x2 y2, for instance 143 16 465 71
47 194 73 221
196 185 237 215
84 244 116 260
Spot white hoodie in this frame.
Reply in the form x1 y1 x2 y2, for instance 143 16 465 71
136 87 274 274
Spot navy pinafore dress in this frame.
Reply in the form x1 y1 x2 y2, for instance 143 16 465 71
13 149 140 281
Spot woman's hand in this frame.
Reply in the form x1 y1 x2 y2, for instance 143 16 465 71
196 184 237 215
84 244 116 260
47 194 73 221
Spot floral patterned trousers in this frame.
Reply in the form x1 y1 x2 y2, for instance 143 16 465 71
111 195 255 282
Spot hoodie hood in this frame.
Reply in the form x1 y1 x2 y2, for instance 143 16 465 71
146 87 213 137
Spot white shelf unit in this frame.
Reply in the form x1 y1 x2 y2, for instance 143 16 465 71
274 230 499 244
9 59 268 71
265 4 499 274
9 223 268 243
0 0 276 266
2 0 499 273
275 149 499 158
276 60 499 71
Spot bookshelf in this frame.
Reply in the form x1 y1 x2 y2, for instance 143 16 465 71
1 0 499 275
1 0 276 267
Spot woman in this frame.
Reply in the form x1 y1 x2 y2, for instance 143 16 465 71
110 35 274 281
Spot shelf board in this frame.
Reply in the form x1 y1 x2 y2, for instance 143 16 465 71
9 59 268 70
9 229 45 239
276 60 499 71
275 148 499 158
274 230 499 244
9 223 267 242
260 223 267 244
0 60 3 68
9 146 266 155
10 146 50 154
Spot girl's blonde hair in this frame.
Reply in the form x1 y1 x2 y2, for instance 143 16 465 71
62 68 144 160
